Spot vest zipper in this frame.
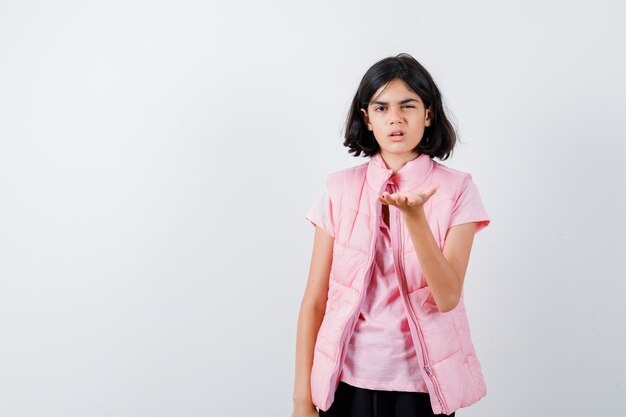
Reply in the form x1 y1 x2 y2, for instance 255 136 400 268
388 181 449 415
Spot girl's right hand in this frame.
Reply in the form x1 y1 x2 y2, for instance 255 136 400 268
291 403 319 417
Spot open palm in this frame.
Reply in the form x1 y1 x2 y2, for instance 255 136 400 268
378 184 439 215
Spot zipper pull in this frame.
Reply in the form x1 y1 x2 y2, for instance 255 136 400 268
424 365 433 376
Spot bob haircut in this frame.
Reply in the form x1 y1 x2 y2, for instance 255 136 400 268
343 53 458 160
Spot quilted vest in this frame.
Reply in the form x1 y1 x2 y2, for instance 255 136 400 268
310 151 488 415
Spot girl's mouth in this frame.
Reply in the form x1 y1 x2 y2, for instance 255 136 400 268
388 129 405 141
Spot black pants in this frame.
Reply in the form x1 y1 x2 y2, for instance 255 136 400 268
318 381 455 417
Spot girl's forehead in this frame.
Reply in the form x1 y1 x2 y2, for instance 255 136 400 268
370 80 420 103
369 91 422 105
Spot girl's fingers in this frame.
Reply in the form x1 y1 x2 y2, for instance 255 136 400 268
380 188 439 209
382 192 425 208
381 192 409 207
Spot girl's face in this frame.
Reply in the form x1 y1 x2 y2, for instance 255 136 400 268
360 78 432 158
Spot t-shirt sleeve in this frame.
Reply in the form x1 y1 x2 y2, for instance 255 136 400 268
449 174 491 234
305 187 335 238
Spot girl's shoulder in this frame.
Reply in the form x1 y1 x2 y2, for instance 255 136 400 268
431 159 474 184
324 160 369 187
430 160 483 204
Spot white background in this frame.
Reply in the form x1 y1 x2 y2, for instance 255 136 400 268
1 1 625 416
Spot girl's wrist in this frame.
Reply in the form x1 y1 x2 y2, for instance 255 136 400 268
402 205 426 221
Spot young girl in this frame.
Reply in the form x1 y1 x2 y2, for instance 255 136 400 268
292 53 490 417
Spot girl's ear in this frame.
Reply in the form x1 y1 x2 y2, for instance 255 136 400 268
360 108 372 131
425 106 433 127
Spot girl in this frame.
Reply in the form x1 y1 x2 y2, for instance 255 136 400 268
292 53 490 417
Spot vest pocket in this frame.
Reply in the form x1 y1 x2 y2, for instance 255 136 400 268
451 302 475 363
314 280 359 361
407 287 463 366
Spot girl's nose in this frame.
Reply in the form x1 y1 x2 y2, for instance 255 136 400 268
388 106 404 123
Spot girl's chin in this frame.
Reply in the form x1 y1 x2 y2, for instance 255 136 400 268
383 141 419 149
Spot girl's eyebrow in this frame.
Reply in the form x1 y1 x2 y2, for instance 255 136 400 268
370 98 419 105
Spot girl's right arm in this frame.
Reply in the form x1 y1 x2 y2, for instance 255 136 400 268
291 227 334 417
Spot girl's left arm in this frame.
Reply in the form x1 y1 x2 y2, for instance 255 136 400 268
403 207 476 313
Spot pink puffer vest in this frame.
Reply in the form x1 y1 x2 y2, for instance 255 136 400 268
310 152 489 415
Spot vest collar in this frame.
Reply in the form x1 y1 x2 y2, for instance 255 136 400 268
365 151 434 193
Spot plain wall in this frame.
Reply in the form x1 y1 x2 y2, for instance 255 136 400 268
1 0 625 416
